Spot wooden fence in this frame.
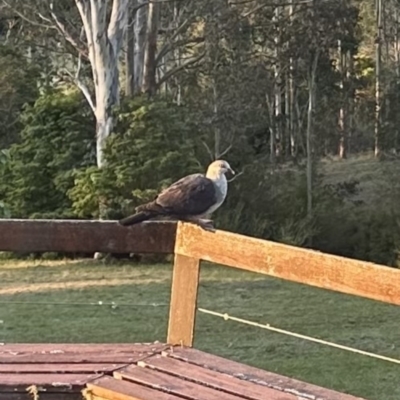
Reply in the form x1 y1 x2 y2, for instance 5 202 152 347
1 219 400 347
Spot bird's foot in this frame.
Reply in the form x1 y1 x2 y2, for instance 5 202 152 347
178 217 216 232
197 219 215 232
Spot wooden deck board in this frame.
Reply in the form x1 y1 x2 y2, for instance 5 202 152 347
138 354 296 400
0 343 366 400
0 363 126 373
0 343 166 364
0 373 101 389
0 342 164 400
115 365 279 400
162 347 365 400
87 376 183 400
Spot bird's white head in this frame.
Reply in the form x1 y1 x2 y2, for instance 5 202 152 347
206 159 235 180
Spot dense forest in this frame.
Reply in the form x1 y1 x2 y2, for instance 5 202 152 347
1 0 400 266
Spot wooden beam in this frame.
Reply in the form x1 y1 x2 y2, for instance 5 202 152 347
0 219 176 254
167 253 201 347
175 222 400 306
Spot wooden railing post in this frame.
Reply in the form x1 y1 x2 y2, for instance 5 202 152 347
167 251 201 347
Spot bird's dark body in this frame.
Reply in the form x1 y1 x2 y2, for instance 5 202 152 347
119 174 217 226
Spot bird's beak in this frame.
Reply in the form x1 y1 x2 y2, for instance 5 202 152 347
229 167 235 175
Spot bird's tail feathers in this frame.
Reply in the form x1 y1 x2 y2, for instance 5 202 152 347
118 211 154 226
136 201 162 213
119 201 164 226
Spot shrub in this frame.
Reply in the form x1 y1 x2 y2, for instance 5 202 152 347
0 45 40 148
0 89 95 218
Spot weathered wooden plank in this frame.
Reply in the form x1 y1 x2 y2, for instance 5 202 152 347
0 219 176 254
116 365 272 400
0 373 101 391
0 343 166 364
167 253 200 347
0 342 166 353
0 354 145 364
0 394 79 400
86 375 183 400
0 363 126 373
140 355 296 400
175 222 400 305
163 347 366 400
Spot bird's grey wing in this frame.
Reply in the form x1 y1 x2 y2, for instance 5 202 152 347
156 174 217 216
157 173 202 196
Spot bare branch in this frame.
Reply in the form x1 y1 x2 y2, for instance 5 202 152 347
36 12 52 24
231 0 314 6
155 17 191 65
61 52 96 113
75 0 95 65
2 0 54 29
48 2 88 59
228 170 243 183
201 141 214 162
76 57 96 113
132 0 180 13
157 51 205 88
219 144 232 158
156 38 204 67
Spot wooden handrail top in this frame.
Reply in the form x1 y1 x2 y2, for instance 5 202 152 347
0 219 177 254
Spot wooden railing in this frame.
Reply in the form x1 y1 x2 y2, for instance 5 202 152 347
1 219 400 348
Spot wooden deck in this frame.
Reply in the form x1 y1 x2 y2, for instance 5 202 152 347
0 343 365 400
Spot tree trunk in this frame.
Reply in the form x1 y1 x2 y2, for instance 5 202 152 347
338 39 346 159
375 0 383 158
273 3 282 158
347 50 355 155
75 0 128 168
306 52 319 219
125 3 135 97
395 8 400 78
173 1 182 104
143 0 159 95
266 93 276 164
95 57 119 168
395 8 400 151
288 0 296 157
285 72 291 157
213 83 221 159
134 0 148 93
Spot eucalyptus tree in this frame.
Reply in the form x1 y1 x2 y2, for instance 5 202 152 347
2 0 130 167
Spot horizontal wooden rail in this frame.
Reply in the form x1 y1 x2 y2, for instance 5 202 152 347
174 222 400 307
0 219 176 254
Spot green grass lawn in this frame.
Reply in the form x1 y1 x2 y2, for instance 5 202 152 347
1 258 400 400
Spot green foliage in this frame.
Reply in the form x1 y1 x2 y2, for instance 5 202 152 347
0 89 95 218
68 96 201 218
313 203 400 266
0 93 200 221
0 45 40 148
